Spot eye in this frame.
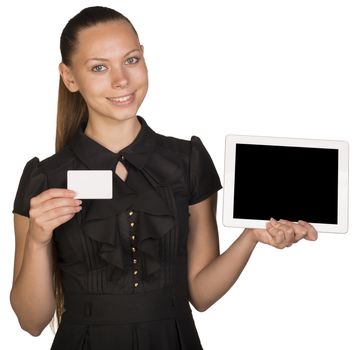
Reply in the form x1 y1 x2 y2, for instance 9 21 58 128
125 56 140 65
91 64 107 73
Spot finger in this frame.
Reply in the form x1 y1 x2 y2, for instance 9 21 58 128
284 227 295 246
264 221 291 249
279 219 307 243
36 212 78 233
269 219 295 246
42 197 82 213
29 197 81 219
269 217 281 229
41 204 82 222
47 212 78 229
31 201 82 223
51 214 75 229
278 219 296 245
267 224 285 246
298 220 318 241
31 188 76 207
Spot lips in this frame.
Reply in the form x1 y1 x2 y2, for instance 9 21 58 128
107 93 135 105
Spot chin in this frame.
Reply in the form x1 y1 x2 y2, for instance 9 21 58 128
108 111 140 123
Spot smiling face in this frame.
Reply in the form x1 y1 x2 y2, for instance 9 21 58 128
59 20 148 123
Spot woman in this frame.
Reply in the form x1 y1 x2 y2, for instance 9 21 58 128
10 6 318 350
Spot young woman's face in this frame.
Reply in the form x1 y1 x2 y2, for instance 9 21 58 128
62 20 148 123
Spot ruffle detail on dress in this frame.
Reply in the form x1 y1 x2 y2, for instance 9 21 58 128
54 218 90 275
136 212 174 277
80 186 175 281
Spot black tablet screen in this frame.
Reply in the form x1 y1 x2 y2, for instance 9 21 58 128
233 144 338 224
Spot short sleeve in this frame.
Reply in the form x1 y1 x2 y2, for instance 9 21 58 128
12 157 48 217
188 136 222 205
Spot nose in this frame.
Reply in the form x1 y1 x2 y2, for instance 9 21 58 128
111 66 129 88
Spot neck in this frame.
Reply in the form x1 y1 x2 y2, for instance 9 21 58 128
84 116 141 154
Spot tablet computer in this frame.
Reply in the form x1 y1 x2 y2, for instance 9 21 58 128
222 135 349 233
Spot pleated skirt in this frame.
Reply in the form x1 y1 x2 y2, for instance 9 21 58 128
50 287 204 350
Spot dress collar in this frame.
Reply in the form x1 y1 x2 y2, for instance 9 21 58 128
69 115 157 170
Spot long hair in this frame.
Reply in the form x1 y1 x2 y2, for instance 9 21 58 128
51 6 139 331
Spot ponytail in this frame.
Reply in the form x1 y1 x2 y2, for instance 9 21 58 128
55 78 88 152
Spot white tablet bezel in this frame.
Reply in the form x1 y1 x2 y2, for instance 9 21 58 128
222 135 349 233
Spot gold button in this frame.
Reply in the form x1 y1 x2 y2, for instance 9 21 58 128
129 211 134 216
132 246 136 253
131 235 135 240
134 282 139 287
133 258 137 264
133 270 138 275
130 222 135 227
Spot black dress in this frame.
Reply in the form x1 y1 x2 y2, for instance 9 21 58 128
12 115 223 350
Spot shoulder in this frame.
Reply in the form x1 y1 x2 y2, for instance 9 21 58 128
151 131 222 205
12 149 75 217
155 132 191 156
36 145 75 174
141 131 196 186
154 131 205 159
26 146 76 188
151 131 213 175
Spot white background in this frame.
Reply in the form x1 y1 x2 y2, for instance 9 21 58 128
1 1 358 349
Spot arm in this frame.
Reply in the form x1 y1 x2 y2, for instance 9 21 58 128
187 193 257 312
187 193 317 312
10 189 81 336
10 214 56 336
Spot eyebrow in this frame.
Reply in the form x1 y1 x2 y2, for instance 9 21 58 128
85 49 141 64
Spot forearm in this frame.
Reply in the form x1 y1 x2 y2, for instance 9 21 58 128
10 234 56 335
189 229 258 311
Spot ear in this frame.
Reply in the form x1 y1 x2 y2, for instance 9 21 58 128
58 62 79 92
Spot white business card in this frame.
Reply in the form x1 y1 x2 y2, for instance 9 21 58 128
67 170 113 199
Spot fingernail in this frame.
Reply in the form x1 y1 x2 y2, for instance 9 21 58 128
76 200 82 205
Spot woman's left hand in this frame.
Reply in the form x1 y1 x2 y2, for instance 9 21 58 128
251 218 318 249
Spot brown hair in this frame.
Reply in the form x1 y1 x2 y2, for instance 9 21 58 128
52 6 139 331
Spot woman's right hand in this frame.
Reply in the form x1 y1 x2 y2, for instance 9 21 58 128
28 188 82 246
